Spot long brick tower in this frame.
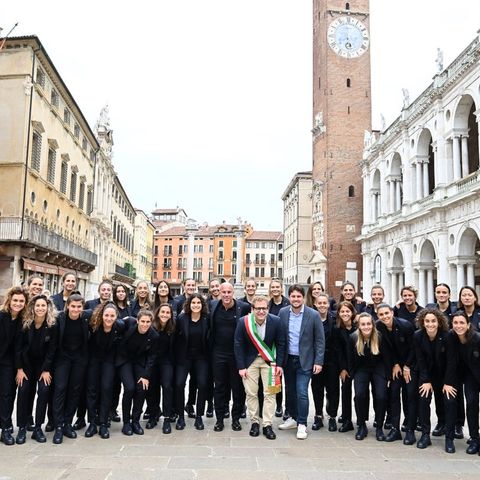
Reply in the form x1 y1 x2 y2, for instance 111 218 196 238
310 0 372 296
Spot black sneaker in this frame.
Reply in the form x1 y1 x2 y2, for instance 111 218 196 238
84 423 98 438
1 429 14 446
232 420 242 431
416 433 431 449
432 423 445 436
31 427 46 443
338 420 354 433
445 438 455 454
376 428 386 441
403 429 416 445
53 427 63 444
45 422 54 432
214 421 224 432
73 417 86 430
16 427 27 445
146 418 158 429
122 423 133 436
249 422 260 437
99 424 110 439
175 418 186 430
328 418 337 432
385 428 402 442
311 415 324 431
355 424 368 440
63 424 77 439
162 419 172 434
263 425 276 440
194 416 204 431
132 421 144 435
110 410 121 423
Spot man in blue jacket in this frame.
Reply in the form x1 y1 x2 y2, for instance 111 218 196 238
234 296 285 440
278 284 325 439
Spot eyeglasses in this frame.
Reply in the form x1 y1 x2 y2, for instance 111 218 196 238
254 307 268 311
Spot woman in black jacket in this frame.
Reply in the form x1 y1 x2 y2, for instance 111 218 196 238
0 286 28 446
448 310 480 454
413 308 450 449
174 294 210 431
84 302 126 439
334 300 357 433
349 312 391 442
117 310 159 436
51 293 92 444
130 281 153 318
145 303 176 433
113 285 131 319
15 294 57 444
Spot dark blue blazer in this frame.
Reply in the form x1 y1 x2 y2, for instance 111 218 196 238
278 305 325 370
55 310 91 358
234 313 285 370
175 313 209 365
413 329 448 384
376 316 416 368
0 311 21 364
51 292 66 312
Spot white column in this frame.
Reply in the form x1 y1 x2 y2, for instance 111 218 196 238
395 180 402 211
403 243 413 286
416 162 423 200
456 263 465 292
391 272 398 305
467 263 475 287
427 269 434 304
370 191 377 222
437 232 449 282
389 180 395 213
422 162 429 196
453 136 462 180
418 268 427 306
445 139 453 183
461 135 469 177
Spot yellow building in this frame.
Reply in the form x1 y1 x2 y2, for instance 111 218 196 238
0 36 97 297
134 209 154 284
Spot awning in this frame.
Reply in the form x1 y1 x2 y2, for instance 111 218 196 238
22 258 59 275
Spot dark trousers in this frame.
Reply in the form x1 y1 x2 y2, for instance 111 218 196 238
110 371 121 415
354 369 387 426
0 364 16 430
52 352 88 427
340 376 353 422
444 389 458 440
176 357 209 418
418 377 445 434
456 384 466 427
213 353 245 421
86 358 115 425
389 371 418 430
147 362 174 419
187 363 214 408
464 372 480 439
16 365 50 428
311 362 340 418
120 363 148 424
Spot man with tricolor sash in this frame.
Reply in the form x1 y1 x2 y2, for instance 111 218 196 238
234 296 285 440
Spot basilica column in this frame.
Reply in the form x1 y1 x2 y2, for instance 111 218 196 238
456 263 466 293
461 135 469 177
416 162 423 200
422 161 430 196
426 268 434 304
389 180 395 213
395 180 402 211
467 263 475 287
453 136 462 180
418 268 427 307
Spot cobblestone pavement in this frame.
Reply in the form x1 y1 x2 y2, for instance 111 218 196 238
1 413 479 480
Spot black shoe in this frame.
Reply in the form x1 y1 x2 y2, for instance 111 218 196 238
376 428 386 441
466 438 480 455
122 423 133 436
1 429 14 446
240 406 247 419
385 428 402 442
15 427 27 445
275 408 283 418
162 419 172 434
84 423 97 438
45 422 54 432
214 421 224 432
338 415 344 424
445 438 455 454
63 424 77 439
263 425 276 440
383 421 393 430
99 424 110 439
206 403 214 418
194 416 204 431
175 418 186 430
232 420 242 431
355 424 368 440
328 417 337 432
249 422 260 437
416 433 431 449
185 404 195 419
454 425 464 439
31 427 46 443
146 418 158 429
132 421 144 435
311 415 324 431
110 411 121 423
338 420 354 433
143 412 150 420
403 429 416 445
73 418 86 430
53 427 63 444
432 423 445 436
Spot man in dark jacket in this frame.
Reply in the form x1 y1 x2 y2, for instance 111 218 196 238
234 296 285 440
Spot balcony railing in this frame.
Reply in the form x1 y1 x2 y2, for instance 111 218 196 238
0 217 97 266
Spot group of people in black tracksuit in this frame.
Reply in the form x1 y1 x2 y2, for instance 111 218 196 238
1 271 480 456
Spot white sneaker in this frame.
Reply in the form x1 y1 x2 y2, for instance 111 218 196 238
296 424 308 440
278 417 297 430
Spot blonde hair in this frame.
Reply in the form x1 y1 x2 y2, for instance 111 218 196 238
355 312 380 356
22 294 57 330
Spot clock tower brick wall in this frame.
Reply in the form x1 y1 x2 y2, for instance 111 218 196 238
312 0 371 297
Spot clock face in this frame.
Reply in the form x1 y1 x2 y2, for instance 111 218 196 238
327 17 369 58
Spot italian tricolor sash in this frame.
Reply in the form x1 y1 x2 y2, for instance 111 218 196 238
244 314 282 394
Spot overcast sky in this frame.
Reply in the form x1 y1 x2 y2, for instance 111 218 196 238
2 1 480 230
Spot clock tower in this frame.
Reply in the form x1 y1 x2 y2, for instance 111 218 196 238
311 0 371 296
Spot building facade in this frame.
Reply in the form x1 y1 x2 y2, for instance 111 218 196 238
282 171 313 287
311 0 371 296
0 36 97 298
360 32 480 305
134 209 154 283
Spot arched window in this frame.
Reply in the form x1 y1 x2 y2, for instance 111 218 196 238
348 185 355 197
345 2 350 10
346 78 351 88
